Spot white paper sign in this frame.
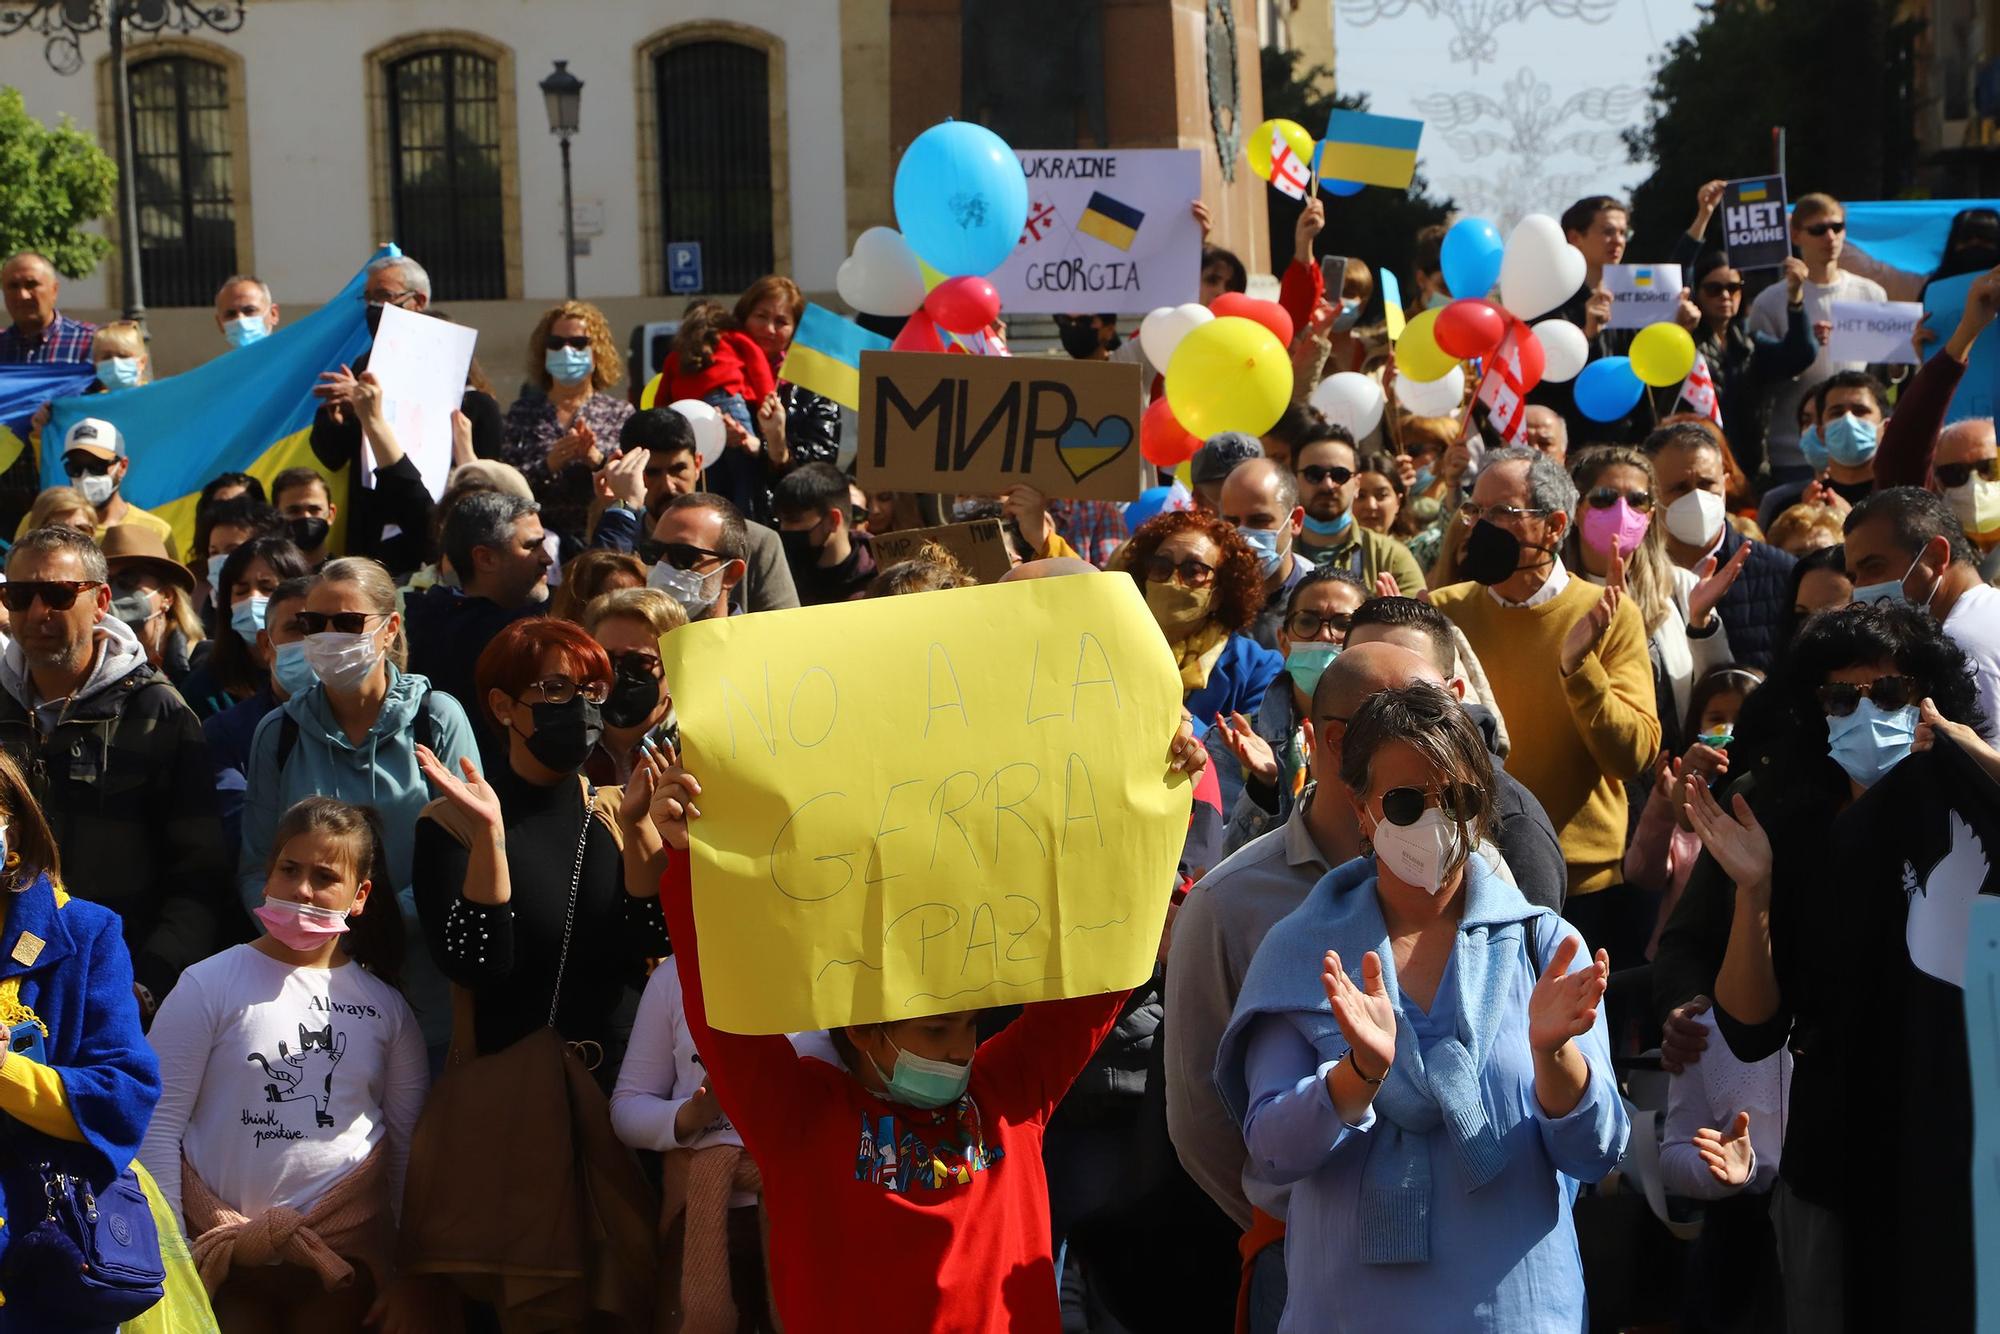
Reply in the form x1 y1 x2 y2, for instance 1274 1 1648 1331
989 149 1202 315
1602 264 1683 331
367 303 478 500
1829 299 1924 366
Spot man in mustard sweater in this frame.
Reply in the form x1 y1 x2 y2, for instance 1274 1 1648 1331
1431 447 1660 963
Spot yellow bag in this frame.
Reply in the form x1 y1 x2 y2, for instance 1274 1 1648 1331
117 1160 218 1334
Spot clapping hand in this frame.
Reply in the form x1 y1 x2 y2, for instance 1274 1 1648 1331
1693 1110 1755 1187
1686 542 1749 630
549 419 600 472
1681 774 1773 898
1561 543 1623 675
1527 934 1610 1055
595 447 649 511
1659 995 1711 1074
1213 711 1278 784
1322 949 1396 1083
415 745 503 840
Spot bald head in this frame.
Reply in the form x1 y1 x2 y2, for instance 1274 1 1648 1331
1311 641 1444 721
1219 457 1299 516
1937 418 1997 471
998 556 1096 583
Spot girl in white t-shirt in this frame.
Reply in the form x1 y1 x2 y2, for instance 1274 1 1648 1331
141 796 429 1332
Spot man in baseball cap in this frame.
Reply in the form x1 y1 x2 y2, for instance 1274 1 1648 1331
48 416 178 559
1189 431 1264 514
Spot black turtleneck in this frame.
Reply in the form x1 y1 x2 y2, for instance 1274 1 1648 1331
413 759 669 1059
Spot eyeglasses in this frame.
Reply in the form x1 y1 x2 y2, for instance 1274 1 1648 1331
1585 487 1654 512
1935 457 2000 489
544 335 592 351
637 539 728 570
1458 501 1554 525
1700 281 1745 296
1817 674 1922 718
0 580 101 612
1804 220 1847 237
1298 464 1355 487
523 676 610 706
1286 610 1352 639
61 458 112 478
1143 554 1216 588
1379 783 1483 827
609 649 663 680
296 611 383 636
360 291 419 308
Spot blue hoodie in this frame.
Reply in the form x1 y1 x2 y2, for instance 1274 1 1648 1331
237 664 477 1049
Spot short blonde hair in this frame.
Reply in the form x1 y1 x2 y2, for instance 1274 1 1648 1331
1793 193 1843 226
527 300 622 394
27 486 96 533
92 320 145 363
315 557 409 671
581 586 686 640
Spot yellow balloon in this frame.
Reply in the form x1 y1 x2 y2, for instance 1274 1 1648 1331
1630 321 1698 388
1394 307 1460 384
639 372 664 409
1246 119 1314 184
1164 316 1294 438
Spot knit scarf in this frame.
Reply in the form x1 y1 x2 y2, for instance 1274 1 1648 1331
1170 621 1231 694
659 1144 764 1334
181 1141 393 1295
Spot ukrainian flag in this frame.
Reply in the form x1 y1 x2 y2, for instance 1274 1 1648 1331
1077 192 1145 252
43 248 385 558
1739 181 1770 204
1318 111 1425 191
0 364 97 478
780 303 892 411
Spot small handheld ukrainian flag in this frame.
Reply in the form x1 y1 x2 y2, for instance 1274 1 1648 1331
1317 111 1425 191
780 304 892 412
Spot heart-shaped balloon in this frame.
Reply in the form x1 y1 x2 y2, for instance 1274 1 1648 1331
1308 372 1385 438
1499 214 1587 323
836 227 928 317
1139 303 1214 372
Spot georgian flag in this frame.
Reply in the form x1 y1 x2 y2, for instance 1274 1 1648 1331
1270 126 1311 201
1677 352 1723 428
1475 328 1530 446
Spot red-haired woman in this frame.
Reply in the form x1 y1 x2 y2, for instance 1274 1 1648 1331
1109 510 1282 725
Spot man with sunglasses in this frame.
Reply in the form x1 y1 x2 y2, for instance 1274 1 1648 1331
0 526 228 1018
1290 427 1424 596
645 493 749 623
50 417 177 558
1931 419 2000 553
1748 192 1887 483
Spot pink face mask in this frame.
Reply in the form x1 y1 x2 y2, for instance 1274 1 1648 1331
1581 497 1651 557
254 897 350 951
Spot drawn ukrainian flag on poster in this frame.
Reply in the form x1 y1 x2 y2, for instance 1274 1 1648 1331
0 364 98 477
43 247 390 557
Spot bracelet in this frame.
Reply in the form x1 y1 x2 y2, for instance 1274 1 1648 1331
1346 1052 1385 1087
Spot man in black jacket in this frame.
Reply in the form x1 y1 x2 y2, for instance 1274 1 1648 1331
404 491 548 739
0 527 229 1014
1648 421 1792 669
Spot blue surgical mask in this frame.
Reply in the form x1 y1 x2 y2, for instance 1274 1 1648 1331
224 315 269 349
868 1039 972 1110
206 551 228 604
1285 643 1340 696
270 640 317 697
1236 524 1286 578
1800 424 1828 472
545 346 594 386
1301 511 1353 539
229 595 268 639
1826 699 1917 789
1851 551 1937 609
94 357 141 389
1822 414 1879 468
1412 465 1436 495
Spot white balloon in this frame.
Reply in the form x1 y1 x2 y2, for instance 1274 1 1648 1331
668 398 727 469
1139 303 1214 373
1396 366 1466 418
1498 214 1587 322
1308 372 1385 439
836 227 927 316
1531 318 1590 383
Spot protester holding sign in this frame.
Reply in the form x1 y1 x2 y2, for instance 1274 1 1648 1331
1673 240 1818 479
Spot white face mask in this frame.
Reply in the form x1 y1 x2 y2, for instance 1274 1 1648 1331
1664 488 1726 548
302 630 382 693
1371 806 1465 896
77 472 115 507
649 561 723 619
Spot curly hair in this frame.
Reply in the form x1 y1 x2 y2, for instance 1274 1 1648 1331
526 299 622 394
1108 510 1266 633
868 541 977 597
671 300 731 374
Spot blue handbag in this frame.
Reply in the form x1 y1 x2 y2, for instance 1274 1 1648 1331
2 1157 166 1324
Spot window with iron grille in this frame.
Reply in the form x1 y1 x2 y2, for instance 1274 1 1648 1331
654 41 774 293
387 49 505 300
128 55 235 308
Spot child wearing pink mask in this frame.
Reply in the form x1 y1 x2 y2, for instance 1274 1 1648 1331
139 797 430 1330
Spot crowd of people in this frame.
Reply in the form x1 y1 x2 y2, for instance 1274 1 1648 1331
0 178 1993 1334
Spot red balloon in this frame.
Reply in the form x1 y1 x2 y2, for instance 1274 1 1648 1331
924 275 1002 336
1141 395 1201 468
1209 293 1294 349
1508 315 1546 392
891 312 947 353
1434 299 1507 360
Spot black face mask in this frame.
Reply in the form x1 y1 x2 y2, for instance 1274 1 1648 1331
1459 519 1545 587
364 302 384 336
287 516 331 552
600 658 662 730
521 696 603 773
779 527 820 569
1057 322 1103 359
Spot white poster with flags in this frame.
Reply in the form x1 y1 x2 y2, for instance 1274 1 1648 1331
1677 352 1722 428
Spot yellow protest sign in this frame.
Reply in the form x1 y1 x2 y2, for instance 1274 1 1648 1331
661 575 1194 1035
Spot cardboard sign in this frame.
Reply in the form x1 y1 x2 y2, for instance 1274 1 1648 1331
1602 264 1683 330
870 519 1015 585
1722 175 1790 271
662 575 1193 1033
1828 299 1924 365
991 150 1202 314
1925 272 2000 425
857 351 1147 501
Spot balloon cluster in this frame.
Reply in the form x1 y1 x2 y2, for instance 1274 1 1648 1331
1135 293 1298 465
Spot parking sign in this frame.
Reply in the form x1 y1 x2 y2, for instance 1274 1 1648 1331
668 242 703 294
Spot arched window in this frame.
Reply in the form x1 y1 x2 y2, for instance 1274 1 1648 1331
386 48 505 300
653 40 774 292
128 54 236 307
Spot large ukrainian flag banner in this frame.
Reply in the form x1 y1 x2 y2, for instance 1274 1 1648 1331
42 247 389 558
0 365 98 477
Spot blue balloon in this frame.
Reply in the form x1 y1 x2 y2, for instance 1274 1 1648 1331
893 120 1029 277
1124 486 1177 529
1322 177 1365 198
1440 217 1504 299
1572 356 1645 422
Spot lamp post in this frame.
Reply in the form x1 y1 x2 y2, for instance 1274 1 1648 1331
539 59 583 300
0 0 248 326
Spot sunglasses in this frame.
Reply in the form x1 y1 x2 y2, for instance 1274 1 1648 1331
1935 457 2000 489
62 458 112 478
523 676 610 706
296 610 383 636
1700 281 1745 296
1817 674 1922 718
609 648 663 679
0 580 101 612
1458 501 1554 524
1379 783 1482 828
1586 487 1654 512
1298 464 1355 486
637 539 728 570
1804 220 1847 237
544 335 592 351
1286 609 1352 639
1143 554 1216 588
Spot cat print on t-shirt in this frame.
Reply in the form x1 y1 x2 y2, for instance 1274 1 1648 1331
246 1022 348 1132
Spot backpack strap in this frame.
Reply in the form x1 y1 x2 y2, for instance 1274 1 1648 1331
413 683 437 756
274 713 300 771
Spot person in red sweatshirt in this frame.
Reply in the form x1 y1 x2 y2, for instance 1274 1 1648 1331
661 300 779 444
649 730 1202 1334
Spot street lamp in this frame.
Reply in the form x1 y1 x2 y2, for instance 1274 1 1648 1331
0 0 249 327
539 59 583 300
